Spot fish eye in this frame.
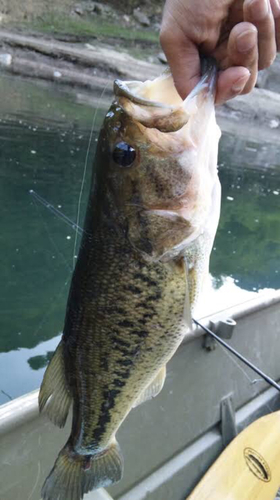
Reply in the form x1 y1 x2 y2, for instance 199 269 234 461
112 142 136 168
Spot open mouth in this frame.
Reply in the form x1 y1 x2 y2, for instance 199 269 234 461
114 57 217 107
114 59 217 134
114 70 182 108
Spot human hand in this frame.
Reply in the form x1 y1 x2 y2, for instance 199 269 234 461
160 0 280 104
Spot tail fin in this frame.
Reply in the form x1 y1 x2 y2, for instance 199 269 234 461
41 441 124 500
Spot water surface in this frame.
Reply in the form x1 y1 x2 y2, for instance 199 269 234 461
0 75 279 404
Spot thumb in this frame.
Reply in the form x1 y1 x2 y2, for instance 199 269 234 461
160 30 201 99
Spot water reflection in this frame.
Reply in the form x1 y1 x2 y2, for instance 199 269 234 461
0 336 59 403
0 75 279 404
212 163 280 291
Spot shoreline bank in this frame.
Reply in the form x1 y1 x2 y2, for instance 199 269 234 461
0 29 279 146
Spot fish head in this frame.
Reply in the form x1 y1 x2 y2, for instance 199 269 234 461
99 60 221 261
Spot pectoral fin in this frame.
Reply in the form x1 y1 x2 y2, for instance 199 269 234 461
133 365 166 408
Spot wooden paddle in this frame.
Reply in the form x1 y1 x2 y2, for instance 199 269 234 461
187 411 280 500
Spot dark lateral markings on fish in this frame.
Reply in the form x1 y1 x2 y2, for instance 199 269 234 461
39 59 222 500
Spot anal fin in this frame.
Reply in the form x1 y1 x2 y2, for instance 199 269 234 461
133 365 166 408
39 340 72 428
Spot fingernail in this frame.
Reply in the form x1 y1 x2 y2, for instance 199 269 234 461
236 29 257 53
232 72 250 93
248 0 269 21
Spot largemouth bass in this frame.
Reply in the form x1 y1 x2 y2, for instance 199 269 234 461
39 58 221 500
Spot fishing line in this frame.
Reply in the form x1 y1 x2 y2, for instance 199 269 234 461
0 389 13 401
73 82 110 270
29 190 84 236
193 318 280 393
218 341 258 388
31 190 72 273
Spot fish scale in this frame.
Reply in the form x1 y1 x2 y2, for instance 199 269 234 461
64 219 187 447
39 58 221 500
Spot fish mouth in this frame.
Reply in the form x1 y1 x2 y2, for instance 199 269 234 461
114 57 217 106
114 58 217 133
114 70 177 109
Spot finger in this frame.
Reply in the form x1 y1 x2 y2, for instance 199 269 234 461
215 67 251 104
227 22 259 93
270 0 280 49
244 0 276 68
160 29 200 99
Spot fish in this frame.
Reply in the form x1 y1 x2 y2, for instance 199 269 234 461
39 57 221 500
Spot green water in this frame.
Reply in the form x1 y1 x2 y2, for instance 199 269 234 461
0 75 279 405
